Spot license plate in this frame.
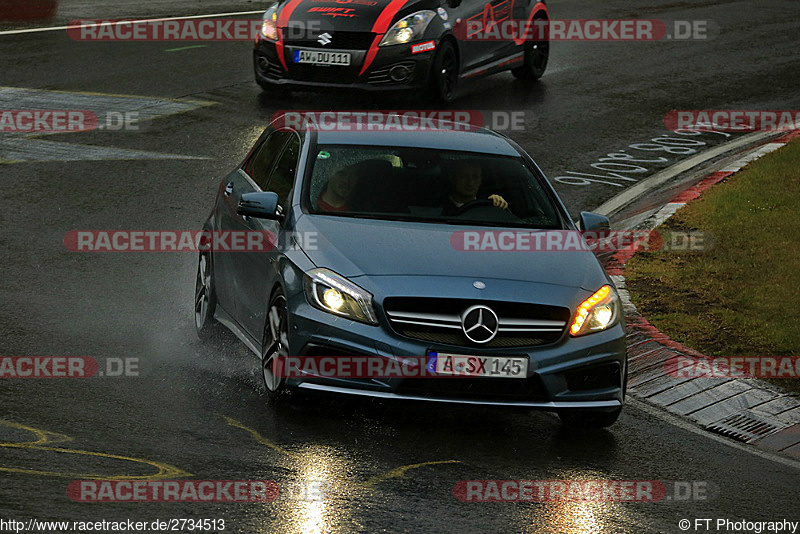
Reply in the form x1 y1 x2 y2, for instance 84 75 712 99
427 352 528 378
293 49 351 66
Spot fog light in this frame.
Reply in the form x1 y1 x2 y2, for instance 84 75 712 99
389 64 412 82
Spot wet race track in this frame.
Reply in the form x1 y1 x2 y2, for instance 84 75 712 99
1 0 800 532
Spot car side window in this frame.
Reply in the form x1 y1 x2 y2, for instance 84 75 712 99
247 131 291 190
266 135 300 205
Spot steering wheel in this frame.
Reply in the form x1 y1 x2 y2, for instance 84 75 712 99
452 199 495 216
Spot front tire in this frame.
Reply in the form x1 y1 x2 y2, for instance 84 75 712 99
426 40 459 104
262 289 290 400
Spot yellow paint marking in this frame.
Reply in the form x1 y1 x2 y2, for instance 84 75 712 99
0 420 190 480
363 460 461 488
0 419 72 446
220 415 461 489
222 415 302 459
0 444 191 480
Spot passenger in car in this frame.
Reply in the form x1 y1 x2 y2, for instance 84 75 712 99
442 160 509 215
317 163 359 212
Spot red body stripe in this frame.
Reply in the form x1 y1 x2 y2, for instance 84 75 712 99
278 0 304 27
372 0 410 34
359 0 410 76
359 35 383 76
275 0 305 70
276 35 287 70
514 1 548 45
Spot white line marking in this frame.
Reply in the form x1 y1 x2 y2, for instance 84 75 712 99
594 130 782 217
0 10 266 37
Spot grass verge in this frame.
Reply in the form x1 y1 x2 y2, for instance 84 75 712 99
625 137 800 394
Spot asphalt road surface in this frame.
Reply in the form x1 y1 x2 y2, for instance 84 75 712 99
1 0 799 532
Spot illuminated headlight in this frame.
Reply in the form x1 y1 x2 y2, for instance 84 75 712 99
569 285 620 336
304 268 378 324
261 6 279 41
379 11 436 46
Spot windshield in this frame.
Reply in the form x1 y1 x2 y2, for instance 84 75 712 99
305 145 562 229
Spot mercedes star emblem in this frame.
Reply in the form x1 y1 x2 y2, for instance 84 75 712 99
461 305 499 344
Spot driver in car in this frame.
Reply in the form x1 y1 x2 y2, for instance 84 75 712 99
442 160 508 216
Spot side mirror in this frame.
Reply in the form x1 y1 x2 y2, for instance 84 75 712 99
578 211 610 234
238 191 283 221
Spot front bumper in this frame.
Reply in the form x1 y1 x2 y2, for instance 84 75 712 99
284 292 627 410
297 383 622 409
253 39 435 91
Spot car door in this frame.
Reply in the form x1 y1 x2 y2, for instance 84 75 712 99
231 133 301 341
212 168 249 315
217 130 292 333
449 0 513 71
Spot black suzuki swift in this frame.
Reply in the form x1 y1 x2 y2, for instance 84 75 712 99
253 0 550 102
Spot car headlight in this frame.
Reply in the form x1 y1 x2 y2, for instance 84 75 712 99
379 11 436 46
303 268 378 325
569 285 619 336
261 5 279 41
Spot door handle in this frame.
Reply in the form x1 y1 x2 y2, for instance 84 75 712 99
224 182 234 196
